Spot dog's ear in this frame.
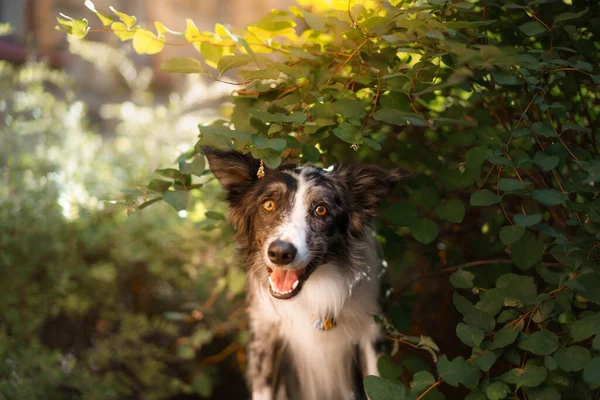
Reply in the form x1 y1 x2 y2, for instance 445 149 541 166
335 164 407 235
202 146 261 195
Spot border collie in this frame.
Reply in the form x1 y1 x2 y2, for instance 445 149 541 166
203 147 404 400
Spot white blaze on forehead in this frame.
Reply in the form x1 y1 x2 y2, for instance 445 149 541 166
274 170 310 266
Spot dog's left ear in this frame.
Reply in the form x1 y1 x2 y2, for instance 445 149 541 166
202 146 262 196
335 164 407 234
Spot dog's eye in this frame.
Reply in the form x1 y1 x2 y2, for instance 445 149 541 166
315 205 327 217
263 200 276 211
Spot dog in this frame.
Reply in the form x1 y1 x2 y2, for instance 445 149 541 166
203 147 404 400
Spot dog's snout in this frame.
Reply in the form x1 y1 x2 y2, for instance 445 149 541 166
267 240 297 265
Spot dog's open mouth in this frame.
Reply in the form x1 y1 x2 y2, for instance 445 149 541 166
267 264 315 299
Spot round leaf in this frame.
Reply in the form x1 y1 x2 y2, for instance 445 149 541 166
511 233 544 270
514 213 543 227
410 219 439 244
363 376 407 400
518 331 559 356
470 189 502 206
435 199 466 223
554 345 591 372
499 225 526 244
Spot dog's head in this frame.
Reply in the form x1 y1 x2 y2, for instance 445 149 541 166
203 147 404 301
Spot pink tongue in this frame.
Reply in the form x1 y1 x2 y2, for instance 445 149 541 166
271 268 302 292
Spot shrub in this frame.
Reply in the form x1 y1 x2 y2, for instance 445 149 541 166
58 0 600 398
0 60 248 399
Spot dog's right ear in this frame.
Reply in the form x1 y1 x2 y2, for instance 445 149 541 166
202 147 262 196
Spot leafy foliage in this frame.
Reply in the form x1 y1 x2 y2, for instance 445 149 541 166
55 0 600 398
0 60 246 399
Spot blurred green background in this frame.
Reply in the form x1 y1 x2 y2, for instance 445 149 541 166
0 1 289 398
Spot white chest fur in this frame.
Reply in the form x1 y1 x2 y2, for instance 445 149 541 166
250 260 381 400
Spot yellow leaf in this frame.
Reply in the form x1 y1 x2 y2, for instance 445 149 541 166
155 21 180 36
133 29 165 55
84 0 113 26
160 57 205 74
200 42 223 69
109 6 137 29
111 22 135 41
185 18 201 42
56 15 89 39
214 23 236 46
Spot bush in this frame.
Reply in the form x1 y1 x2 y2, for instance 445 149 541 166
0 59 249 399
56 0 600 398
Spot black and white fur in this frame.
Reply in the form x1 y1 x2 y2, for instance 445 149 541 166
203 147 403 400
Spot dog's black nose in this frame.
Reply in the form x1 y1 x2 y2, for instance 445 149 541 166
268 240 297 265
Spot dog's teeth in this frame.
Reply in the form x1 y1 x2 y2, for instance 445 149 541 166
292 280 299 290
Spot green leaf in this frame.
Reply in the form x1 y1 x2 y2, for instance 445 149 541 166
485 381 510 400
531 122 557 137
138 197 162 209
493 71 518 86
435 199 465 223
333 122 359 144
554 8 588 24
410 218 439 244
490 326 521 349
498 179 527 192
526 385 561 400
456 323 484 347
530 189 568 207
180 156 205 177
332 99 367 118
363 376 407 400
465 391 487 400
511 233 544 270
436 355 480 389
410 371 436 395
518 331 559 356
238 68 281 81
373 109 411 126
473 350 497 372
301 145 321 162
303 11 326 31
519 21 547 36
514 214 543 227
217 54 256 74
532 152 559 171
453 293 496 332
450 270 475 289
148 179 172 192
363 137 382 151
191 371 213 397
583 357 600 385
155 168 182 179
205 211 225 220
383 201 418 226
500 363 547 388
554 346 591 372
163 190 189 211
499 225 526 245
377 355 403 383
470 190 502 206
160 57 205 74
571 314 600 342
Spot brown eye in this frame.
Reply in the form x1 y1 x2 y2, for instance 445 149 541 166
263 200 276 211
315 205 327 217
